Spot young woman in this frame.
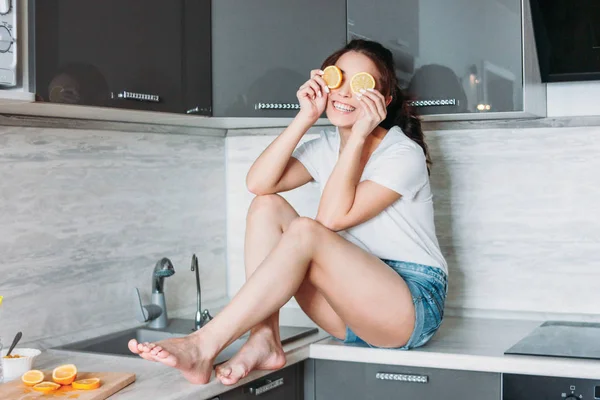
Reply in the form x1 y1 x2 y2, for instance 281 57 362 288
128 39 448 386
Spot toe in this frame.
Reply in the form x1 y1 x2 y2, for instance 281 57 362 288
217 365 232 378
128 339 140 354
150 345 162 356
155 348 170 359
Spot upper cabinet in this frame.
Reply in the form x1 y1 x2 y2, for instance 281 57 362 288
21 0 545 122
211 0 347 118
29 0 212 115
348 0 546 120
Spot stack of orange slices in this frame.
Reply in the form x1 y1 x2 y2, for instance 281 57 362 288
21 364 101 393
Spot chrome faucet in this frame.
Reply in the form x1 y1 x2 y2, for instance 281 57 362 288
191 254 213 330
134 257 175 329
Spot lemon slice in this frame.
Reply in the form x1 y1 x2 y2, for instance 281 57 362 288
21 370 45 386
72 378 101 390
52 364 78 385
322 65 343 89
350 72 376 94
32 381 61 393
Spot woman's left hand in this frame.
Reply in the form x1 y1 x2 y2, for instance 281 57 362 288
351 89 388 139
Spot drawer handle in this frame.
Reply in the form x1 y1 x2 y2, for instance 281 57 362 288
255 102 300 110
408 98 457 107
248 377 284 395
375 372 429 383
112 91 160 103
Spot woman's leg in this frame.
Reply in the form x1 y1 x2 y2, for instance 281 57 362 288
215 195 346 384
130 212 415 385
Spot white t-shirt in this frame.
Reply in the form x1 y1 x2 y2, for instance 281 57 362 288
292 125 448 274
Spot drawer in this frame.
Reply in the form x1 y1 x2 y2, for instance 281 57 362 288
217 363 303 400
314 360 500 400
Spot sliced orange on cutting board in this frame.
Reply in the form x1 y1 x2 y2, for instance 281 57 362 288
322 65 343 89
32 381 61 393
350 72 376 93
52 363 77 385
21 370 45 386
72 377 101 390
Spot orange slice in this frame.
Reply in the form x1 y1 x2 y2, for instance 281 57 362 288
21 370 45 386
52 364 77 385
32 381 61 393
350 72 376 94
322 65 343 89
72 378 101 390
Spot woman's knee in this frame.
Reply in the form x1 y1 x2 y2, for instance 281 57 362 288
247 194 289 218
286 217 323 248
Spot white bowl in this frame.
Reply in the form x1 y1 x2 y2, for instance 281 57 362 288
1 348 42 382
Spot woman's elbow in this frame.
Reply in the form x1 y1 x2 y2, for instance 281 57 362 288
246 179 275 196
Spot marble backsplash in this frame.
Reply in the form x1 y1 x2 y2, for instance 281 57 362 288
226 125 600 318
0 126 227 346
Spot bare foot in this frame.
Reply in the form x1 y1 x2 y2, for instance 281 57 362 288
215 329 286 386
127 340 158 362
128 336 216 384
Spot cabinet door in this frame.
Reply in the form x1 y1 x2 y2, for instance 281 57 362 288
32 0 211 114
348 0 524 115
219 363 303 400
314 360 501 400
211 0 347 117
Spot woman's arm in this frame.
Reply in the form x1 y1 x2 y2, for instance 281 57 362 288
315 136 401 231
246 115 313 195
316 89 401 230
246 70 329 195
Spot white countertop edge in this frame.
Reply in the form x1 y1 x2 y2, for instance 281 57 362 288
308 342 600 380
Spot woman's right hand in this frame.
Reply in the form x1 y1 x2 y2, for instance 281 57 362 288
296 69 330 123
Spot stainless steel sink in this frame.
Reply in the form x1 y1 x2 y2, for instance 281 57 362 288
54 318 318 365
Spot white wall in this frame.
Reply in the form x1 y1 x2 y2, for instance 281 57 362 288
226 122 600 319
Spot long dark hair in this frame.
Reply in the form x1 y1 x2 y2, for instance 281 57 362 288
321 39 431 174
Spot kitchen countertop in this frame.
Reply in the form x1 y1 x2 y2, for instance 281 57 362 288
32 329 330 400
310 316 600 380
26 316 600 400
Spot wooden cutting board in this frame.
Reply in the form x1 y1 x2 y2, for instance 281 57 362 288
0 371 136 400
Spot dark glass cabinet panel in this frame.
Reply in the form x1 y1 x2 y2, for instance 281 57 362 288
30 0 211 115
348 0 524 115
211 0 347 117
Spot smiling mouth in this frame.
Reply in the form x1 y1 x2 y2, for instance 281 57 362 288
332 101 356 113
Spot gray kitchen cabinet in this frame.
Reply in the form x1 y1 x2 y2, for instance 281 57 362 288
211 0 347 117
312 359 501 400
348 0 546 120
215 363 303 400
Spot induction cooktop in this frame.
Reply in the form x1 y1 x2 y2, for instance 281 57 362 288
505 320 600 360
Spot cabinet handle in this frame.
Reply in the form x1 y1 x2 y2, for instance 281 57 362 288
408 98 457 107
255 102 300 110
375 372 428 383
248 377 284 395
112 91 160 103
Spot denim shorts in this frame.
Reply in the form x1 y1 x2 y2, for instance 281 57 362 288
342 259 447 350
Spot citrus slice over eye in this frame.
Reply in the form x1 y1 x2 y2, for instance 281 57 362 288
52 364 78 385
350 72 376 93
32 381 61 393
21 370 45 386
72 378 101 390
322 65 343 89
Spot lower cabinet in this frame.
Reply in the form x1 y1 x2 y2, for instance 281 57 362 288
313 360 501 400
213 363 303 400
